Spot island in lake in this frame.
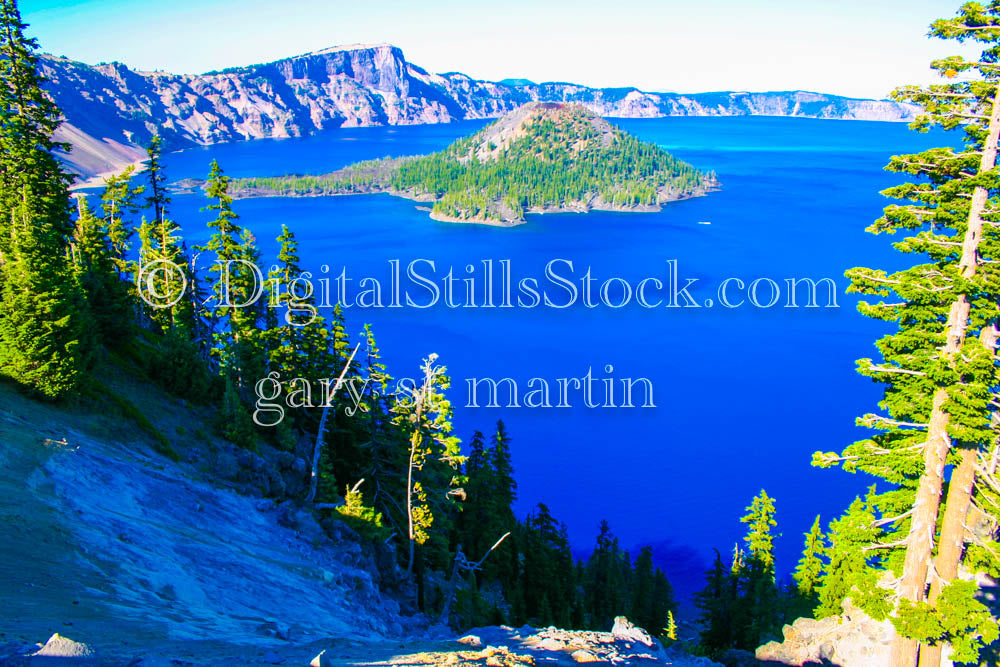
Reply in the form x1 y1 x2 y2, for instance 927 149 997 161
230 102 719 226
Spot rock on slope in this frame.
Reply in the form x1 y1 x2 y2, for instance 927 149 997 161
39 43 917 180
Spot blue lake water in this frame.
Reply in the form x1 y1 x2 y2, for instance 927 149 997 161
153 116 943 603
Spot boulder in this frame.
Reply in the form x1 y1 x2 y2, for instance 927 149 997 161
611 616 653 647
30 633 98 664
255 620 292 641
309 649 330 667
756 600 896 666
536 637 566 651
570 648 601 663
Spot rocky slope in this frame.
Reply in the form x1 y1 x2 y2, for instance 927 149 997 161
0 369 411 665
40 43 917 180
0 365 723 666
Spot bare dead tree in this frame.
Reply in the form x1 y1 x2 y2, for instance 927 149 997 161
439 532 512 623
305 343 360 504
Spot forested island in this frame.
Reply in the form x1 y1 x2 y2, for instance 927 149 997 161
231 102 717 225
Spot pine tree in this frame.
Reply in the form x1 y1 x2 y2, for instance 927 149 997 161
0 0 91 398
266 224 334 388
491 419 517 509
391 353 464 575
812 5 1000 664
665 610 678 642
792 515 825 614
629 546 658 635
137 213 193 335
459 430 491 561
740 490 778 571
694 549 735 655
198 162 266 385
735 490 780 649
99 164 144 278
485 419 518 585
144 135 169 227
199 160 243 357
0 195 91 397
71 196 132 342
135 139 197 337
0 0 72 246
520 503 574 627
585 519 627 629
355 323 407 535
814 497 887 620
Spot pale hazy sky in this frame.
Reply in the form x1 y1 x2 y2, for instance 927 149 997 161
20 0 982 99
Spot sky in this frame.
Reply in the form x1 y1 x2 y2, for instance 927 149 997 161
20 0 983 99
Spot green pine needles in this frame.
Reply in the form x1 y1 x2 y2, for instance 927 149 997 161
813 3 1000 664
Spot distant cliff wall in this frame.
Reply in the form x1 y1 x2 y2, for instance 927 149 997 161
39 43 916 179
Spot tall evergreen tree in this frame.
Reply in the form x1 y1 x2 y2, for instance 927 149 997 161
814 496 886 620
695 549 736 654
0 0 90 397
813 5 1000 664
135 138 198 337
354 323 408 536
491 419 517 510
391 353 464 575
520 503 574 628
99 164 144 278
629 546 657 634
0 195 91 397
792 515 825 608
485 419 518 585
137 213 193 335
198 162 266 385
585 519 627 628
144 135 169 227
459 430 492 562
71 196 133 342
736 490 780 648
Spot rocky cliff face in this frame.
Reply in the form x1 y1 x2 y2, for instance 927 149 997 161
39 43 917 180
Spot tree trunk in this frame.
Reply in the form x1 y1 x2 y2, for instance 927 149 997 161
438 546 464 624
415 542 426 612
909 85 1000 667
918 324 997 667
305 404 330 504
305 344 360 505
892 390 951 667
405 429 418 576
890 84 1000 667
916 445 977 667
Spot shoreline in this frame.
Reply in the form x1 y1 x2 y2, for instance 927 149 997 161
428 210 526 227
70 157 148 191
229 182 719 226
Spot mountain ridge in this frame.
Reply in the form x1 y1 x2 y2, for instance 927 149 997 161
39 43 918 181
